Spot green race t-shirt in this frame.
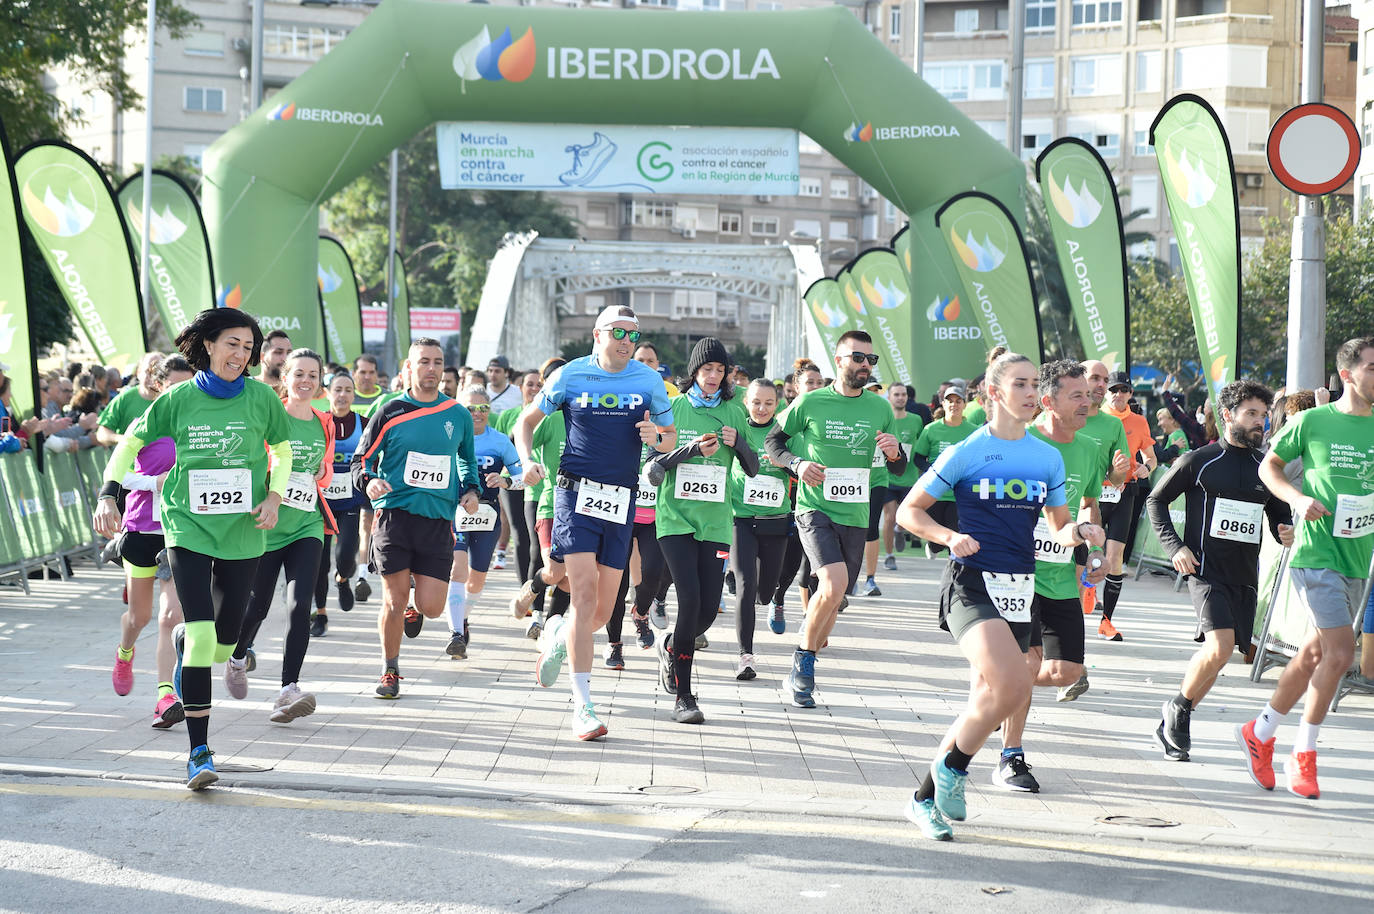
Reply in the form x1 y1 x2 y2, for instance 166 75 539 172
1076 409 1129 496
532 410 567 520
97 386 155 435
1269 404 1374 579
1168 428 1190 454
729 419 792 519
131 378 291 560
913 419 978 502
1030 426 1102 599
888 412 926 488
266 411 328 550
775 386 898 528
493 405 523 436
655 395 748 544
963 401 987 427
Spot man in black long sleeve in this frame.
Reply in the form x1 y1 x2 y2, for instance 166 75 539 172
1147 379 1293 761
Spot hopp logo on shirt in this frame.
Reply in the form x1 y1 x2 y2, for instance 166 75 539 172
573 391 646 411
974 477 1048 503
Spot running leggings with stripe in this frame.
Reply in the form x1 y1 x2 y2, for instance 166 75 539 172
234 536 322 686
167 548 260 744
501 486 531 585
315 509 360 609
659 534 729 698
629 521 667 618
731 517 789 655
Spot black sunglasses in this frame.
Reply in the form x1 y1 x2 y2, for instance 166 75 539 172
842 352 880 366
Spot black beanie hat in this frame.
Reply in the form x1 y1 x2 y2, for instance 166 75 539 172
687 337 731 383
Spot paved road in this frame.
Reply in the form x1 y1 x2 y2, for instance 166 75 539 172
1 551 1371 911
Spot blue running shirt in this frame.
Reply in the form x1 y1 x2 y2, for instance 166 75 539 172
918 425 1067 574
473 426 523 504
538 355 673 488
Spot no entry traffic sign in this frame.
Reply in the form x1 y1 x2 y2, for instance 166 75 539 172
1267 103 1361 196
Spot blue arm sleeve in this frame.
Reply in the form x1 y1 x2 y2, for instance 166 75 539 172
537 365 568 416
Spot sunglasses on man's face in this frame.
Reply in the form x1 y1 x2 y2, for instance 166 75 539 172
467 404 490 414
606 327 641 342
842 352 880 366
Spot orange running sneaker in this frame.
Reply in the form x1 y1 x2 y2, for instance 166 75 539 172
1235 720 1277 790
1098 617 1123 641
1285 750 1319 799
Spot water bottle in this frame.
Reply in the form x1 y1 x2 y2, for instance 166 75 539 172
1080 554 1104 589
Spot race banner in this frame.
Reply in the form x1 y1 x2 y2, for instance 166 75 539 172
14 142 148 371
118 169 215 338
835 262 885 383
1151 94 1241 399
801 277 851 365
410 306 463 367
1035 138 1129 372
0 117 37 426
934 191 1043 362
391 251 411 370
318 236 363 363
848 247 913 387
893 221 987 399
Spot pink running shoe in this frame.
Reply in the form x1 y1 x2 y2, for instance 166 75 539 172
151 693 185 729
112 648 135 696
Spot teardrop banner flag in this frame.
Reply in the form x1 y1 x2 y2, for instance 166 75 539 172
893 221 988 398
14 142 149 371
1034 138 1129 372
835 261 886 383
0 117 37 425
935 191 1043 362
391 250 411 368
802 277 852 366
848 247 914 387
319 235 363 362
1151 94 1241 399
118 169 215 338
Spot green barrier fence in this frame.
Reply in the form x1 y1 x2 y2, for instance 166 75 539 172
2 450 65 564
0 447 111 581
45 450 98 559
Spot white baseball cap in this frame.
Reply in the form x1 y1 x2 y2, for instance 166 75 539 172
593 305 639 330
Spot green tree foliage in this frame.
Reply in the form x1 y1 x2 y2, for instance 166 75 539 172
323 126 575 350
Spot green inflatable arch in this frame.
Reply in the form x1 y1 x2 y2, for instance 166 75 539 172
204 0 1024 339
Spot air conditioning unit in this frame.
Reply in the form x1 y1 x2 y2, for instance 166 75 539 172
756 195 773 203
861 188 878 202
231 37 250 52
682 227 697 239
1243 173 1263 189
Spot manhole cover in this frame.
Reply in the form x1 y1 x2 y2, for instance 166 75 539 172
637 785 700 796
215 763 273 773
1095 815 1179 828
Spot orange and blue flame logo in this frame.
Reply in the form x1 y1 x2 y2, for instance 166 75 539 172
843 122 873 143
926 295 960 322
217 284 242 309
456 27 536 84
267 102 296 121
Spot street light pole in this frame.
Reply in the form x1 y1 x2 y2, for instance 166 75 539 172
250 0 264 111
1286 0 1326 390
139 0 156 315
1006 0 1024 159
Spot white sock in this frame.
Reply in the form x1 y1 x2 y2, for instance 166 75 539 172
1254 702 1285 742
1294 718 1319 753
571 672 592 707
446 581 468 634
280 683 295 696
228 657 246 670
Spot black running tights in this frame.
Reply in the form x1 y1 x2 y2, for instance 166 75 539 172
314 510 360 609
234 536 321 686
501 486 531 585
774 533 805 609
630 521 667 617
731 518 788 655
659 534 728 698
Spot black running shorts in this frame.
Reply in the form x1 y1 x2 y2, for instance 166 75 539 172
370 507 454 582
938 561 1032 652
1030 593 1086 663
1187 576 1257 644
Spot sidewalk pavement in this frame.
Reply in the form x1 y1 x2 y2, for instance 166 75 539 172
1 550 1370 859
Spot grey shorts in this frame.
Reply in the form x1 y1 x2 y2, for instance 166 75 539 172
1289 566 1366 630
796 510 866 593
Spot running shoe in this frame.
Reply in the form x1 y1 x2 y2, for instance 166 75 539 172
657 636 676 693
1056 674 1090 702
1082 590 1096 615
186 745 218 790
604 642 625 671
992 753 1040 792
525 612 543 641
244 647 256 673
354 576 372 603
1155 721 1189 761
1234 720 1276 790
883 554 897 571
1160 700 1192 755
838 596 849 613
112 647 134 696
155 548 172 581
923 542 935 560
861 577 882 597
404 606 423 638
768 604 785 635
224 659 248 700
375 669 402 699
445 631 468 659
493 550 507 570
535 614 568 688
269 684 317 723
512 579 540 618
736 653 757 681
310 613 328 638
151 693 184 729
572 702 608 740
787 649 816 708
632 612 654 650
1098 618 1123 641
672 695 705 725
904 796 953 841
695 633 708 651
651 598 668 630
1285 750 1319 799
725 570 736 596
896 535 907 554
930 756 968 821
336 579 354 612
172 622 185 698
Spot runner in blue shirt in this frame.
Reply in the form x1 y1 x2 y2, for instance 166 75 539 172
514 305 676 741
896 352 1105 841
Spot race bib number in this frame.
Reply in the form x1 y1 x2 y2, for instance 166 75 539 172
824 466 869 503
1033 518 1072 564
323 474 354 501
575 480 630 524
872 446 885 469
1100 484 1122 504
1209 497 1263 544
901 442 912 462
188 469 252 516
982 571 1034 623
404 452 450 490
675 463 726 503
743 474 786 509
456 502 498 531
1333 492 1374 540
282 472 318 512
636 470 658 508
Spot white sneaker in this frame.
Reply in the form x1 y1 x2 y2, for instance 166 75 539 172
572 702 607 740
736 653 757 681
224 658 248 700
269 684 317 722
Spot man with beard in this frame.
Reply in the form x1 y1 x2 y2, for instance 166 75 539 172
1148 380 1293 762
766 330 905 708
